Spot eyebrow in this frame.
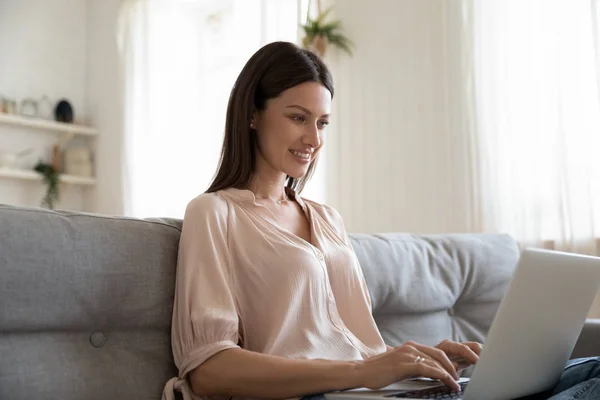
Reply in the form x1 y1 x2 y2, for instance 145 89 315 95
285 105 330 118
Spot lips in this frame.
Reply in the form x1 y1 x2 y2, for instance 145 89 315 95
289 149 311 161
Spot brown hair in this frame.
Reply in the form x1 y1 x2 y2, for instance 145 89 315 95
206 41 334 194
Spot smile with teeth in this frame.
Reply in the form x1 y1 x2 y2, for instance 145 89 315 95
289 149 311 160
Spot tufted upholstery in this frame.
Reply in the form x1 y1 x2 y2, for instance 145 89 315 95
1 204 598 400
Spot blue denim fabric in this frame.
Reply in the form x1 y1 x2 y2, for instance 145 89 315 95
300 357 600 400
546 357 600 400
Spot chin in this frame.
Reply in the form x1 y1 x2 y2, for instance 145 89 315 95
285 167 310 180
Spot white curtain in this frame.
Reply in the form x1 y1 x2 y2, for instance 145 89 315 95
118 0 307 218
466 0 600 255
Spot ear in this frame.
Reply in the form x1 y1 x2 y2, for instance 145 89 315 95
250 110 260 130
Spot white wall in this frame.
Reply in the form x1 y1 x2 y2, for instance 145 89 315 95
86 0 125 216
0 0 126 215
325 0 476 235
0 0 90 210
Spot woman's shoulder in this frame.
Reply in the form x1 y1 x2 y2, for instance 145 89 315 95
300 197 345 231
183 191 229 220
302 197 338 217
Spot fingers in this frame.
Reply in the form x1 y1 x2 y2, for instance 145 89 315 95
448 355 472 372
405 341 459 380
388 344 461 392
463 341 484 356
409 359 461 393
436 339 480 365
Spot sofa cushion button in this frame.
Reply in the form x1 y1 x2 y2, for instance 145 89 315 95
90 331 106 348
448 307 456 316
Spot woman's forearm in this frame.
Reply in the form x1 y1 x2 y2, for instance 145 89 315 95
190 348 363 399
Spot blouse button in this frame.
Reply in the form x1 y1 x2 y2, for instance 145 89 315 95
317 253 324 260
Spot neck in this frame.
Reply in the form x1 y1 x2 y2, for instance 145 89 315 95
249 152 293 202
248 175 289 201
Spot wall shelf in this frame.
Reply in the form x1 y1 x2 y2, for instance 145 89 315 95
0 113 97 137
0 167 96 186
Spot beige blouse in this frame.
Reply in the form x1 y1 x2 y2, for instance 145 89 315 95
162 188 387 400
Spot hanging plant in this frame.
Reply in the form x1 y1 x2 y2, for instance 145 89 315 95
301 5 354 57
34 161 60 209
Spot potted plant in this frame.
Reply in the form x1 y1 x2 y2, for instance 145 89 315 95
301 5 353 57
34 161 60 209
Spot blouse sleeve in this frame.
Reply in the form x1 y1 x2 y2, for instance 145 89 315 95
171 193 241 380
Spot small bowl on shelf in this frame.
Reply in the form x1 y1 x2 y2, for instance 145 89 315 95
0 149 33 169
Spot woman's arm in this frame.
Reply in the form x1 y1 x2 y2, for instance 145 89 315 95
191 343 462 398
190 348 361 398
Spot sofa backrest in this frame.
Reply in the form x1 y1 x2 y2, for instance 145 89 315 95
349 233 519 347
0 205 519 399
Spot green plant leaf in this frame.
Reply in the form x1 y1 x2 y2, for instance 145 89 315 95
328 33 354 55
321 20 343 34
314 6 334 25
300 5 354 57
34 161 60 209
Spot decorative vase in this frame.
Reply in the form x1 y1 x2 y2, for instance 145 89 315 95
307 35 328 57
54 100 74 123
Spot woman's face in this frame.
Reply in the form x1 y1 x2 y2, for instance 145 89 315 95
253 81 331 179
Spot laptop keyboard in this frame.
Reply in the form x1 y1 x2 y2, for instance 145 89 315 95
385 381 468 399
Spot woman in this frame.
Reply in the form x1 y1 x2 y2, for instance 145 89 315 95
162 42 600 400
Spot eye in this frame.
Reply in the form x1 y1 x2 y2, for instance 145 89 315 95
318 120 329 129
291 115 306 123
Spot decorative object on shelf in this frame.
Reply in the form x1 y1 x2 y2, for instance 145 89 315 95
1 97 18 114
54 99 74 123
34 161 60 209
38 96 54 120
64 146 93 177
19 98 39 118
300 0 353 57
0 148 33 169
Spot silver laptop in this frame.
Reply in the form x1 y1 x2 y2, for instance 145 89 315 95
325 248 600 400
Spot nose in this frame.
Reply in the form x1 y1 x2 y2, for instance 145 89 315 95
302 123 321 148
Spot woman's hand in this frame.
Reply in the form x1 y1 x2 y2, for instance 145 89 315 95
357 341 461 392
434 339 483 372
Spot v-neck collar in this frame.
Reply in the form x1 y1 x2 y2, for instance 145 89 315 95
221 187 307 212
221 187 316 250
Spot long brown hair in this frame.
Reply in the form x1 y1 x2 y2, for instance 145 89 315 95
206 41 334 194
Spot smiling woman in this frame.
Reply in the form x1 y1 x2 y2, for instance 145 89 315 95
163 43 483 400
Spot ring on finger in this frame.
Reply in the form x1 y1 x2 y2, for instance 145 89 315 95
415 356 426 363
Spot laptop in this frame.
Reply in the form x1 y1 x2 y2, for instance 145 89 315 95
325 248 600 400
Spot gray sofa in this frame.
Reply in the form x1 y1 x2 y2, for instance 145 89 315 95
1 204 599 400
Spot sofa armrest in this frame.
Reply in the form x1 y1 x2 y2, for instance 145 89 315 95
570 319 600 359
